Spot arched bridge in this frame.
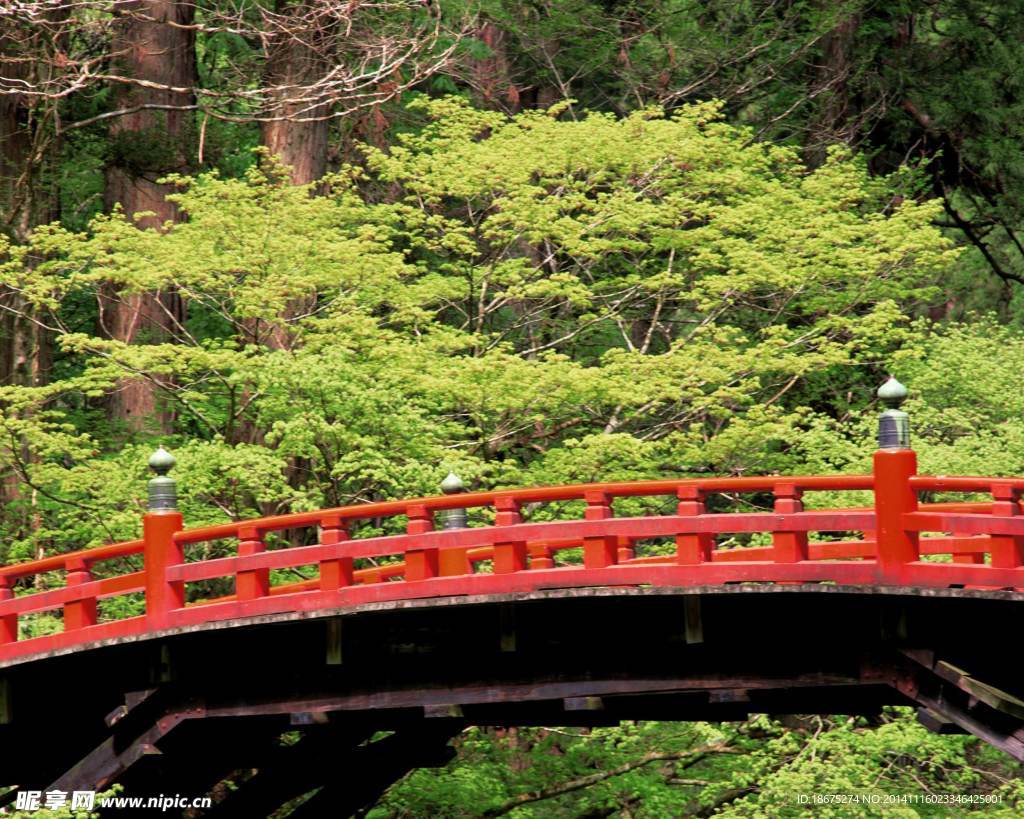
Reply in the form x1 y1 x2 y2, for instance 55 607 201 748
2 382 1023 815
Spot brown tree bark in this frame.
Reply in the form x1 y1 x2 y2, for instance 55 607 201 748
1 25 56 548
102 0 195 432
245 0 332 355
805 8 861 167
260 1 330 186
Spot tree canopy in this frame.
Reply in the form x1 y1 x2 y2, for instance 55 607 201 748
3 0 1024 815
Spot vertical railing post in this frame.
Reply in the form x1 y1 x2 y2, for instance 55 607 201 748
772 483 808 563
583 491 617 568
0 576 16 645
528 543 555 569
236 526 269 601
143 447 184 630
319 515 354 591
493 496 527 573
405 504 438 581
617 538 636 563
676 486 713 564
989 483 1023 569
872 378 919 581
438 473 473 576
63 557 98 631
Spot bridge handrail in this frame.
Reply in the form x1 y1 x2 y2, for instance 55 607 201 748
910 476 1024 492
3 453 1024 665
171 475 876 544
0 540 144 583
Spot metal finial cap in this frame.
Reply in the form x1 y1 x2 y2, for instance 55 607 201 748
877 376 908 409
441 472 465 495
149 446 176 476
148 447 177 512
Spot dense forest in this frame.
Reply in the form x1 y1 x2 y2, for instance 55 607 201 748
3 1 1024 815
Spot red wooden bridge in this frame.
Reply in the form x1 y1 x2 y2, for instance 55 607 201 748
2 380 1023 815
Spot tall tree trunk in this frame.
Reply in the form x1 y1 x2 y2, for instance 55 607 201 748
1 24 56 554
470 22 519 111
103 0 195 432
805 8 860 166
253 0 331 353
260 1 330 187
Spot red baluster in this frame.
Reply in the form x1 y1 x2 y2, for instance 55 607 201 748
405 504 438 580
772 483 808 563
617 537 636 563
583 491 617 568
236 526 269 601
676 486 713 564
528 543 555 570
64 557 98 631
493 496 527 573
319 515 354 590
439 546 474 576
0 576 16 645
990 483 1024 569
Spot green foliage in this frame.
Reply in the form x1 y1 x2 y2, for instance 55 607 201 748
372 712 1023 817
2 96 1020 814
0 100 955 560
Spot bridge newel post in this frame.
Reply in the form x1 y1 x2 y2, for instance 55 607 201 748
438 472 473 577
319 515 354 590
583 491 617 568
0 576 16 645
872 377 919 581
405 504 438 581
143 447 184 630
63 557 98 631
493 496 527 573
676 486 713 564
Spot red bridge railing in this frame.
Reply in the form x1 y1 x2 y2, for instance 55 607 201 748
1 382 1023 665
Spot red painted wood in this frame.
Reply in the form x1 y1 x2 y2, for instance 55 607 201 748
583 491 617 569
236 526 269 601
873 449 919 582
990 483 1024 569
906 512 1024 537
0 539 143 582
319 515 354 591
772 484 808 563
0 616 147 663
170 476 876 545
0 576 16 645
405 504 438 581
165 560 884 632
63 557 98 631
494 496 527 573
143 511 184 630
527 544 555 570
676 487 713 564
6 463 1024 664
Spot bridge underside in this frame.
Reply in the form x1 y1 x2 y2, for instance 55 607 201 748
1 586 1022 815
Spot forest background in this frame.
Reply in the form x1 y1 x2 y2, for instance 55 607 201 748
3 1 1024 816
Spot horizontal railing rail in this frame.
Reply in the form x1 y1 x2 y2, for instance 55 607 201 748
1 460 1023 666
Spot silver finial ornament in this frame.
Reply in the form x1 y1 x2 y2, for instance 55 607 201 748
441 472 464 495
148 446 178 512
440 471 468 529
877 377 910 449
